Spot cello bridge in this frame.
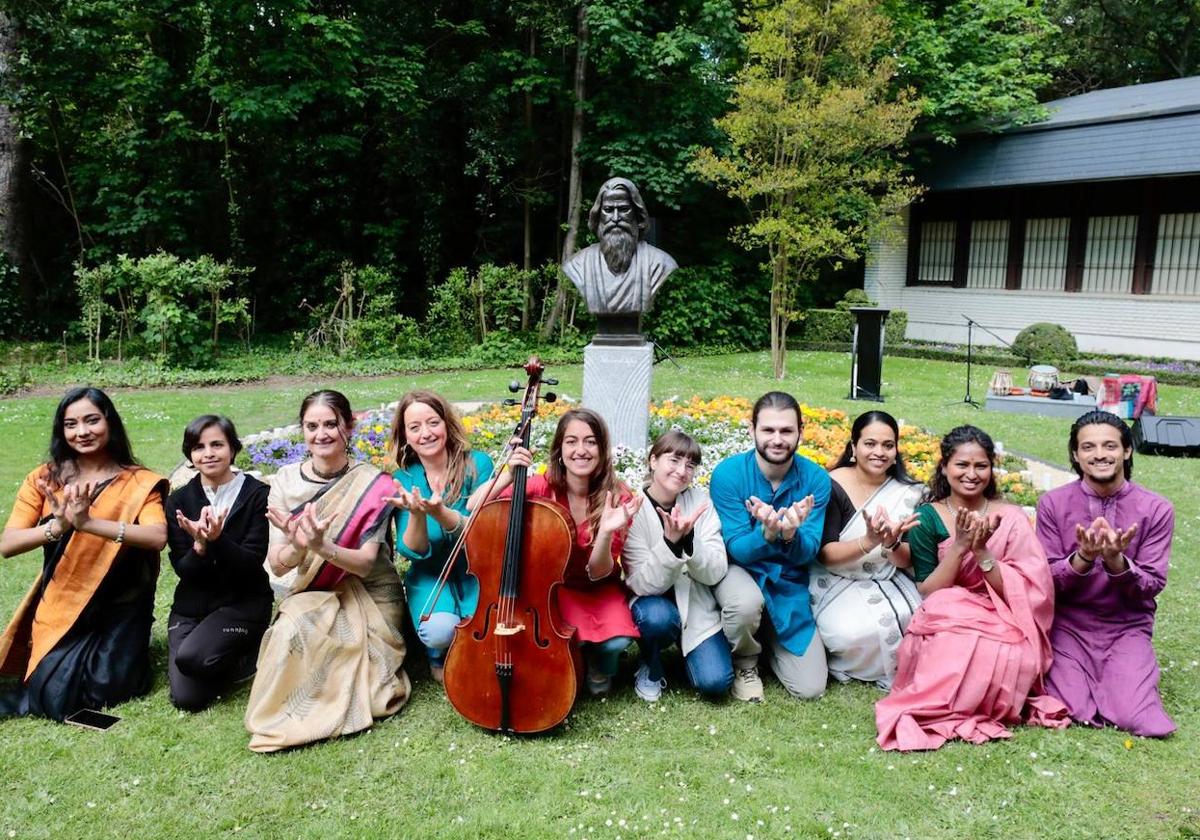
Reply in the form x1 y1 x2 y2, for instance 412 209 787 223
494 622 526 636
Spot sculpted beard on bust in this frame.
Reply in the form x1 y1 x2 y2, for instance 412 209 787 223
599 223 637 274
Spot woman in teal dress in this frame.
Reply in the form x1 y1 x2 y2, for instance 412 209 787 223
387 390 494 682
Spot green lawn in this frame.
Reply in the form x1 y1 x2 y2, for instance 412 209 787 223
1 351 1197 839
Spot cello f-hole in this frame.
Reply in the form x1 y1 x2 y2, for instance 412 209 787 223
471 602 497 642
525 606 551 649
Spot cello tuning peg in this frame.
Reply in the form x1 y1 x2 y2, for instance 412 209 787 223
544 378 559 386
502 398 519 407
508 380 523 393
542 392 557 403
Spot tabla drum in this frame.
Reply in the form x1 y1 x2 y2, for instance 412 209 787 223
1028 365 1060 392
990 369 1013 396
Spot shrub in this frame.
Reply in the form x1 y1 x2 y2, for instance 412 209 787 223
835 288 875 310
644 263 768 350
0 255 21 340
426 263 559 355
74 253 250 367
1013 322 1077 363
801 306 907 346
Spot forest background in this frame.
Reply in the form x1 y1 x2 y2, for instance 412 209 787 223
0 0 1198 377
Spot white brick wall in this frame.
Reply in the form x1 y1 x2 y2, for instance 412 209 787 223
865 207 1200 361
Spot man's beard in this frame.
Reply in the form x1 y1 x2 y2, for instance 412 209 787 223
600 227 637 274
1082 458 1124 485
755 439 797 465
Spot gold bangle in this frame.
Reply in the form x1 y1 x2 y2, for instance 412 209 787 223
857 536 870 555
44 520 62 543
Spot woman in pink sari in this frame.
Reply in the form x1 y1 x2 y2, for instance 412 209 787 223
876 425 1068 751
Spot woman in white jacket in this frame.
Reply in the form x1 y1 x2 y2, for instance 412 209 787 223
624 431 757 701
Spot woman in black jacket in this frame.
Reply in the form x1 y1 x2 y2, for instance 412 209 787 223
164 415 271 711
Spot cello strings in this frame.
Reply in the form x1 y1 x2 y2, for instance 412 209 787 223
416 411 535 622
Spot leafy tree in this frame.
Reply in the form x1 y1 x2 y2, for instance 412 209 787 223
693 0 922 379
1044 0 1200 96
885 0 1060 142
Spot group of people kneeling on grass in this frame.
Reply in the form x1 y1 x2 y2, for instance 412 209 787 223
0 385 1175 752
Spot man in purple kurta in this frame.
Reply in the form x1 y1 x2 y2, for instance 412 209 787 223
1035 410 1175 737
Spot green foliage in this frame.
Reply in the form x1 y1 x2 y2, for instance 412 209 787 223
584 0 744 210
298 263 426 358
425 263 559 355
885 0 1059 142
834 288 876 310
73 253 249 367
0 255 22 340
692 0 923 378
800 308 908 346
1013 321 1078 363
644 264 768 350
1045 0 1200 96
0 365 28 396
425 267 476 356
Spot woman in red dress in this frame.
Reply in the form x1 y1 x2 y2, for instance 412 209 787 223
490 408 642 695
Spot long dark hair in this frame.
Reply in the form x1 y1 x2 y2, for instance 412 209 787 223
928 425 997 503
1069 409 1134 480
829 410 917 484
47 387 138 484
546 407 624 542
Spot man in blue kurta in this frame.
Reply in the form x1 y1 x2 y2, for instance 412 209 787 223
709 391 831 701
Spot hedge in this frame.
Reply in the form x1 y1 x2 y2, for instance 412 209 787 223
800 308 908 346
787 342 1200 388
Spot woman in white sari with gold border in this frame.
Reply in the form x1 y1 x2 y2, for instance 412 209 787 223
813 411 923 690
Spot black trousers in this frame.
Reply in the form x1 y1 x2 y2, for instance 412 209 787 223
167 605 268 712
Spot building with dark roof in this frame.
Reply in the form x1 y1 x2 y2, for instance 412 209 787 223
866 76 1200 360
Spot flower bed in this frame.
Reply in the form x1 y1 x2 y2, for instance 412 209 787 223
237 396 1039 505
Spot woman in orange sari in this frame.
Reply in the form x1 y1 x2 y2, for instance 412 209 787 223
0 387 167 720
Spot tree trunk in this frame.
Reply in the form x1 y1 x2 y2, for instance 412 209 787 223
0 13 32 311
770 257 787 379
521 27 534 330
541 2 588 340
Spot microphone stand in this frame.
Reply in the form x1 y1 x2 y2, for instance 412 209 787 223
949 313 1034 410
955 317 981 409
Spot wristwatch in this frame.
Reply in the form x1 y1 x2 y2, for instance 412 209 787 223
977 554 996 573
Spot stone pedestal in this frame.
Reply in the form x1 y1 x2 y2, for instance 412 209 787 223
583 339 653 451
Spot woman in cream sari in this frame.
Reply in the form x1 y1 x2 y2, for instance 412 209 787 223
813 411 923 689
244 390 409 752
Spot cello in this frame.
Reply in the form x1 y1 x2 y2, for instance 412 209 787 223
441 358 581 732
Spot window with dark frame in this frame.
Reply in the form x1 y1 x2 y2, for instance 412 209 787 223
916 221 955 284
905 177 1200 297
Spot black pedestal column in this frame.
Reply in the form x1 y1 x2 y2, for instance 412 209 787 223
848 306 890 401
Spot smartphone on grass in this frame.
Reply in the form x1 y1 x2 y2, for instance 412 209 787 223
64 708 121 731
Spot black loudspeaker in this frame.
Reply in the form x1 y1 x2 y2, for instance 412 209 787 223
1133 416 1200 456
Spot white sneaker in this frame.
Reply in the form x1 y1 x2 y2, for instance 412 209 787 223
634 664 666 702
732 664 764 702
